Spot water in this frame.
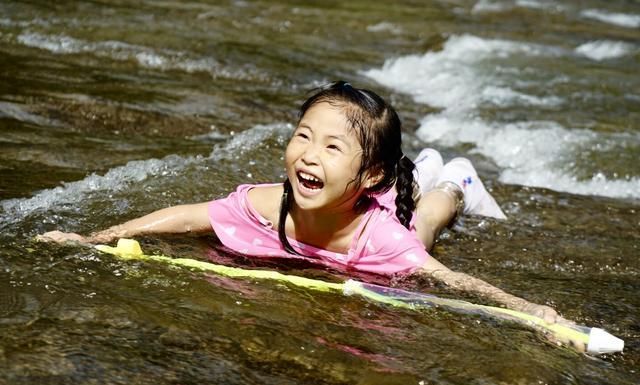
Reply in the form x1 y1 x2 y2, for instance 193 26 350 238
1 0 638 383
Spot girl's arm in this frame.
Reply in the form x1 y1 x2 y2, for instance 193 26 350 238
39 202 212 244
420 256 559 323
414 190 559 322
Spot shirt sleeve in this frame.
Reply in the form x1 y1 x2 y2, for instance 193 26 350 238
207 184 293 257
208 186 246 251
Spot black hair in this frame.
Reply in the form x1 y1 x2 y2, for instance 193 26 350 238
279 81 416 255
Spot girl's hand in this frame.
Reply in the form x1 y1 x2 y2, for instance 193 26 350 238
37 230 89 244
519 302 559 324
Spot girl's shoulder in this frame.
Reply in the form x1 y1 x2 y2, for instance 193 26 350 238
246 183 283 226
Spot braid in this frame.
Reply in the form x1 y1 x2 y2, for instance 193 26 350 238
394 156 417 229
278 179 302 255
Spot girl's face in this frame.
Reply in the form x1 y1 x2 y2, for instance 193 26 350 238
285 102 373 213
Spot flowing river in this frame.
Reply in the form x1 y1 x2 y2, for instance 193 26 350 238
1 1 638 384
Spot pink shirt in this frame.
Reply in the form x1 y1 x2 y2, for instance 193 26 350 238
208 184 429 276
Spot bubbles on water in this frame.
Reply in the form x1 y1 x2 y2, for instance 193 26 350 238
481 86 563 108
0 101 56 126
576 40 636 61
17 32 79 53
366 22 403 35
0 122 292 230
472 0 567 13
364 34 640 199
365 34 562 113
14 31 266 81
471 0 509 13
580 9 640 28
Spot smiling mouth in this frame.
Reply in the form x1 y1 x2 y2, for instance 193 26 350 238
297 171 324 191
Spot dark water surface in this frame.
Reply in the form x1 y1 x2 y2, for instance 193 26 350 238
1 1 639 384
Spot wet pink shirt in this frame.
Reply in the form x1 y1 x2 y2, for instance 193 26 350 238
208 184 429 276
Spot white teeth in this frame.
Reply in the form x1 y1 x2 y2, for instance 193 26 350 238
298 171 320 183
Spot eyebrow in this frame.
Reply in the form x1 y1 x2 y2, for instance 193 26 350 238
328 134 351 147
297 123 353 148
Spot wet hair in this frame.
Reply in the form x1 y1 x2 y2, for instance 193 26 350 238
279 81 416 255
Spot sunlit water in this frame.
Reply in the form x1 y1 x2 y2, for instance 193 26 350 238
1 1 638 384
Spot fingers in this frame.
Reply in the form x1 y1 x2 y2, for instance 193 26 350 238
37 231 88 244
541 306 558 324
521 302 559 324
556 316 578 328
86 231 117 244
531 305 557 324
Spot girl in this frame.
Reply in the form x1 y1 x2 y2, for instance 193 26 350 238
41 81 560 323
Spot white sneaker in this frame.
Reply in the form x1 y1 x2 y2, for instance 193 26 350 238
437 158 507 219
413 148 443 194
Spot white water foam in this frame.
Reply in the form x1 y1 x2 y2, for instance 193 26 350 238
0 101 53 126
366 22 403 35
416 116 640 199
15 32 260 79
365 35 561 112
364 34 639 199
472 0 565 13
472 0 508 13
514 0 550 10
16 32 215 72
0 17 51 28
0 123 292 223
580 9 640 28
482 86 563 108
575 40 636 61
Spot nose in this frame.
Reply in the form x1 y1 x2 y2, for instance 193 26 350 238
301 142 321 165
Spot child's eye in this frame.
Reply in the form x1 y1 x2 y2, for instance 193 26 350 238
296 132 309 140
327 144 342 152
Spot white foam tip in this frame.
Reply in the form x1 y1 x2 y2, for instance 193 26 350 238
342 279 361 296
587 327 624 354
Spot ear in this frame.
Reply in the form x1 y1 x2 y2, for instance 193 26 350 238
363 170 384 189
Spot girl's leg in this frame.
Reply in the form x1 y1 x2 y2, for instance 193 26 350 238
412 150 507 250
414 189 457 251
